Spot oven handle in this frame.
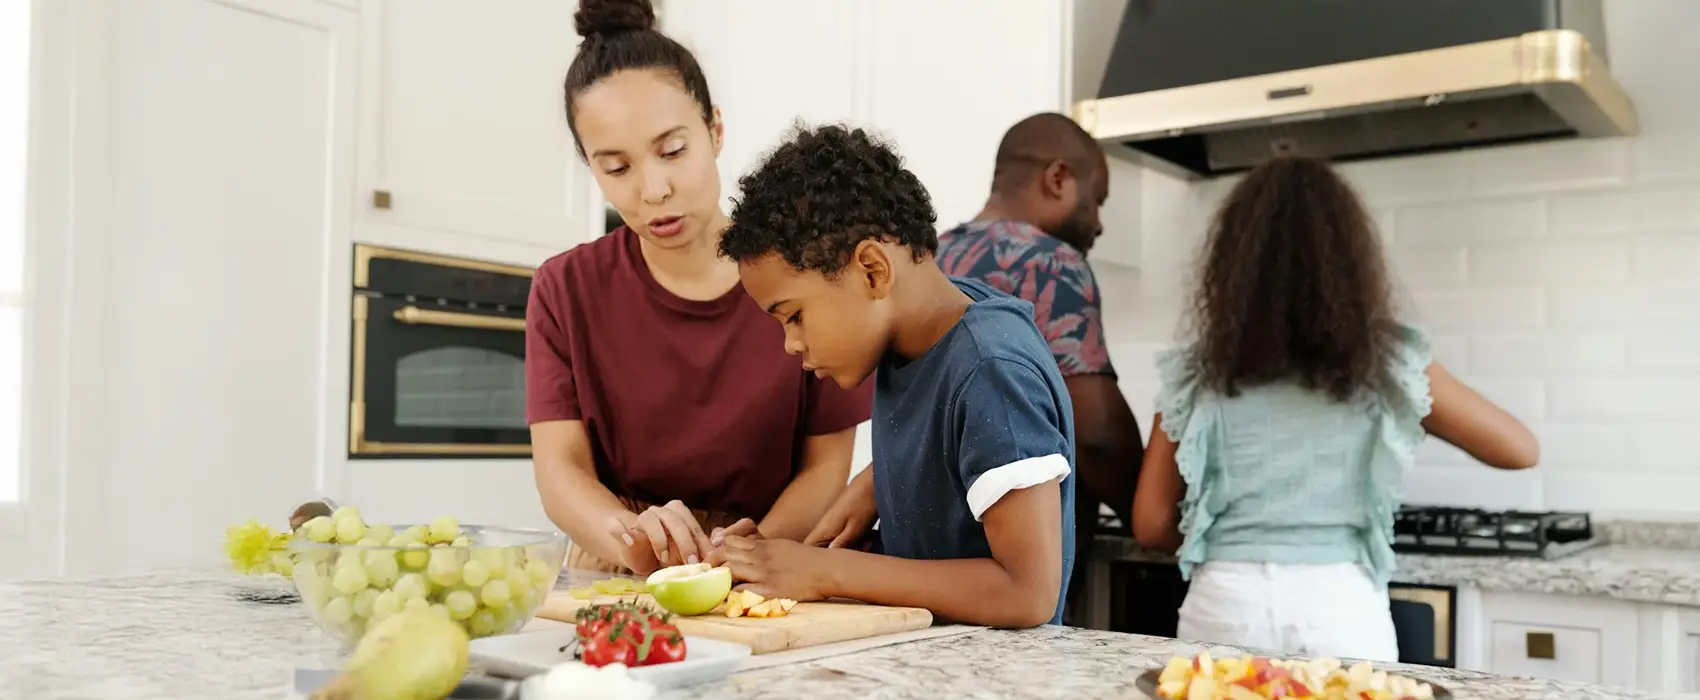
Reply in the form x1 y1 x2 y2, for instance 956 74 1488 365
392 306 526 332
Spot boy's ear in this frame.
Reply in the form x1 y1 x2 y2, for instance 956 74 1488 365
852 240 894 300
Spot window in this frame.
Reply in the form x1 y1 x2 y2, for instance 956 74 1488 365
1 0 31 501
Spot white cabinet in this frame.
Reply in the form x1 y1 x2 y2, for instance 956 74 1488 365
860 1 1067 228
1679 610 1700 692
355 0 602 252
661 0 860 214
665 0 1068 230
1476 591 1641 688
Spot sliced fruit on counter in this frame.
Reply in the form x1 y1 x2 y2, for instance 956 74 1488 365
722 589 796 618
645 563 733 616
1154 651 1435 699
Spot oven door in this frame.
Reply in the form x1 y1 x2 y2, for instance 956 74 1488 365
350 294 531 458
1389 583 1457 668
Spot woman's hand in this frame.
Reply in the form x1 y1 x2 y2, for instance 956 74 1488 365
802 468 877 550
606 500 714 575
718 534 834 602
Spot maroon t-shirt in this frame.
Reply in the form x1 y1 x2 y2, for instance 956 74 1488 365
525 227 872 517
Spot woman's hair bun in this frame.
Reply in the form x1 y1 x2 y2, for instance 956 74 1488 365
574 0 656 39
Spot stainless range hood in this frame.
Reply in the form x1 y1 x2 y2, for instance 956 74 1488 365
1072 0 1638 180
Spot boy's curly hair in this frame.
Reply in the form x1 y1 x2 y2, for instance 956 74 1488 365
719 123 939 277
1192 155 1397 402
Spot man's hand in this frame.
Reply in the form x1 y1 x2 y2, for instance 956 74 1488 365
718 535 834 602
607 500 714 575
802 468 877 549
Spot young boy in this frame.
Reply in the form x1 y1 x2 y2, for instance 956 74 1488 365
711 124 1077 628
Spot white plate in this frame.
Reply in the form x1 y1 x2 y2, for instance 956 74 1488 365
470 627 752 689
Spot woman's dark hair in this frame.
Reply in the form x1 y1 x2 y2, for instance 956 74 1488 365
564 0 714 156
1190 155 1396 402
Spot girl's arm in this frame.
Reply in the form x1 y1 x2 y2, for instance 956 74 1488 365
1422 362 1540 469
756 427 857 540
1131 413 1185 552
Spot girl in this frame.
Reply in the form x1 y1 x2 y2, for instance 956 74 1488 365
526 0 872 576
1132 155 1539 661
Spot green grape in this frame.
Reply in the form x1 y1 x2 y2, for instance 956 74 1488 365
428 515 461 544
392 572 428 601
332 563 369 595
333 516 366 544
403 595 429 612
270 551 296 578
512 580 537 611
385 534 415 547
366 523 394 542
404 525 430 542
468 609 498 637
444 589 478 620
479 579 512 609
301 516 335 543
400 543 429 570
451 535 472 547
321 595 353 624
351 588 380 619
460 560 491 588
331 505 363 524
364 551 400 589
356 536 383 547
427 549 462 587
370 590 403 619
429 603 452 620
470 547 506 571
524 560 557 587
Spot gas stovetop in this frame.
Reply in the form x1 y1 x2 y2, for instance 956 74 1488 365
1392 506 1600 559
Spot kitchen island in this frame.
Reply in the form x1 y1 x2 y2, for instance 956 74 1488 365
0 569 1670 699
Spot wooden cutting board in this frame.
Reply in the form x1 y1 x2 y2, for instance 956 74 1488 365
535 592 934 655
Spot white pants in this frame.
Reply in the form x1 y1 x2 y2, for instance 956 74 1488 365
1177 561 1399 662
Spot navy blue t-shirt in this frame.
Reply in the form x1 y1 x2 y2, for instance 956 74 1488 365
871 277 1077 625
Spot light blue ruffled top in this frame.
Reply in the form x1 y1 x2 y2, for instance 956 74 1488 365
1154 323 1433 589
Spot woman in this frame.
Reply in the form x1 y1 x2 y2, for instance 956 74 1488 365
525 0 871 576
1132 155 1538 661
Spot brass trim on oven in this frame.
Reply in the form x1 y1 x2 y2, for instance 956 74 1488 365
348 293 533 458
1389 586 1452 661
353 243 536 289
392 306 526 332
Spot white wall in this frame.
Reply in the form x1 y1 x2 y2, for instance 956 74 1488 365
1100 0 1700 518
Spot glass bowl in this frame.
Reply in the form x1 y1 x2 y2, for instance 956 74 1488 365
288 525 567 644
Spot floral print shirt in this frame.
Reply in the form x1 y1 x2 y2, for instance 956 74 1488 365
936 219 1115 378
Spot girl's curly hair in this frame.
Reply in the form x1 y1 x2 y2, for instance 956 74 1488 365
1190 155 1397 401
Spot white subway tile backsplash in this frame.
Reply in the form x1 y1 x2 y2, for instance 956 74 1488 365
1468 238 1630 285
1630 233 1700 280
1466 140 1630 197
1629 133 1700 182
1403 465 1545 510
1531 423 1629 470
1394 199 1546 247
1407 288 1545 332
1467 334 1627 374
1337 155 1472 207
1629 329 1700 371
1388 246 1467 288
1548 378 1700 420
1424 334 1470 372
1628 424 1700 471
1548 185 1700 237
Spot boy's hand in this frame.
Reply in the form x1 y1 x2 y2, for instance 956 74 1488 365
803 468 877 550
719 535 833 602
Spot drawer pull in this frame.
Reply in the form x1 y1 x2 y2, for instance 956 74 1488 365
1525 631 1556 659
373 190 392 210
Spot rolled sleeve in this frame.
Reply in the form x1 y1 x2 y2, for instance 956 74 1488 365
953 358 1073 521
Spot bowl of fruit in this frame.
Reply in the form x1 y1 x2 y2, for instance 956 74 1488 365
287 506 567 645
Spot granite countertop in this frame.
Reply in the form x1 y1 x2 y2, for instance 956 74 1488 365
0 568 1675 699
1093 520 1700 608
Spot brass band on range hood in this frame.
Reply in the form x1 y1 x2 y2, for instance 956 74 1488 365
1073 29 1638 179
349 244 535 457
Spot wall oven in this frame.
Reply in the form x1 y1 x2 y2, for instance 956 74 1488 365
349 244 535 458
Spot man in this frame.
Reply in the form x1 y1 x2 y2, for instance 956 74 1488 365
936 112 1145 624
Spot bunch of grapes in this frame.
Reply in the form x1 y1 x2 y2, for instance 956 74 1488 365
292 507 565 642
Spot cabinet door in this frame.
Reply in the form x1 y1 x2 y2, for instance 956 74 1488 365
661 0 860 214
862 0 1067 227
1480 591 1640 688
357 0 601 250
1682 610 1700 692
